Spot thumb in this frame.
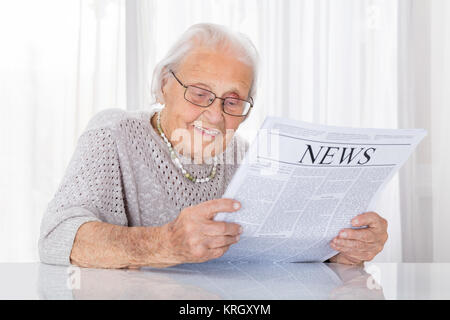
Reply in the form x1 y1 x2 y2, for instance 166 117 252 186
194 198 241 220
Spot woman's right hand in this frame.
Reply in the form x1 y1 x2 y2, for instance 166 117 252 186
160 198 243 265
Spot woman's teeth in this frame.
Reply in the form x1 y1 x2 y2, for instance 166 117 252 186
193 124 220 136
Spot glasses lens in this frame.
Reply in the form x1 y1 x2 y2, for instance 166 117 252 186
185 86 215 107
223 98 251 116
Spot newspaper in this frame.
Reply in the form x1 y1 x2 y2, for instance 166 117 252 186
215 116 426 263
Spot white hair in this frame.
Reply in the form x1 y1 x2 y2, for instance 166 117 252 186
151 23 259 104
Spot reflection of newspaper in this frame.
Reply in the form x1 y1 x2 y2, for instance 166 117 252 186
160 261 344 299
215 116 427 263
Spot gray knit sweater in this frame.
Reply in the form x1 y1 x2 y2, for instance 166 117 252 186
38 106 248 266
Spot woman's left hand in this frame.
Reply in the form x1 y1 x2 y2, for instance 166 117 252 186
328 212 388 265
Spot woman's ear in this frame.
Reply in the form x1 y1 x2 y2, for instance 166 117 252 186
159 69 170 104
161 66 170 91
161 78 167 94
156 84 165 104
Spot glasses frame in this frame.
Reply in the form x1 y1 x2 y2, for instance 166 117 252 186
169 70 253 117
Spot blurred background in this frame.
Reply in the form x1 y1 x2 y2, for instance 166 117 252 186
0 0 448 265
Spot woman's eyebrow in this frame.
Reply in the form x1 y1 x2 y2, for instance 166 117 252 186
189 82 213 90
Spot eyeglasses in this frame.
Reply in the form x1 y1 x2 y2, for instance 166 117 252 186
169 70 253 117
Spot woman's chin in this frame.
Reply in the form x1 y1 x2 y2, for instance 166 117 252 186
174 137 226 163
191 149 217 163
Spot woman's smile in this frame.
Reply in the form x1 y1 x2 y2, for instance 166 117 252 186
192 122 221 139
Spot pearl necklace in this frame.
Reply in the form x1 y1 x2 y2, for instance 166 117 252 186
156 111 218 183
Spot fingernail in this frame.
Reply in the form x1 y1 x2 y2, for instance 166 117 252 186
233 202 241 210
340 232 347 238
352 219 359 226
236 235 240 241
239 226 243 234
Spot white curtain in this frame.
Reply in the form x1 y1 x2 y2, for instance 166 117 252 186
397 0 433 262
429 0 450 262
1 0 448 263
0 0 126 262
397 0 450 262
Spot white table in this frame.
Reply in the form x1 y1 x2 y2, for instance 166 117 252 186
1 262 450 299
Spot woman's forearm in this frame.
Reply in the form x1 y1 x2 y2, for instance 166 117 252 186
70 221 174 269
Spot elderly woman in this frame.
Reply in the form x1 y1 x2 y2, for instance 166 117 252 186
39 23 388 268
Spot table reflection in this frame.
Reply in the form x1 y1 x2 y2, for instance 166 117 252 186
38 261 384 300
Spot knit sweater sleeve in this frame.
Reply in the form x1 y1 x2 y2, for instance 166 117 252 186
39 113 128 266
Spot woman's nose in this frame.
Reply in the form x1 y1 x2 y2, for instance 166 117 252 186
203 98 224 124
